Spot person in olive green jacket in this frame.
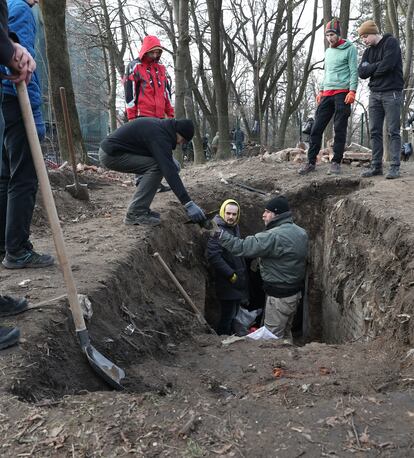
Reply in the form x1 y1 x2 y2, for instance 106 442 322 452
209 196 308 342
299 18 358 176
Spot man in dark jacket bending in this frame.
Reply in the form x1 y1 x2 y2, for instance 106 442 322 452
99 118 205 226
209 196 308 342
207 199 249 335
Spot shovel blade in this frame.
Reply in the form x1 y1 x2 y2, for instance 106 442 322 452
85 344 125 390
65 183 90 201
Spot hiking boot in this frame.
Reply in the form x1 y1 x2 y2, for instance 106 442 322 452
124 212 161 227
0 326 20 350
157 183 171 193
327 162 341 175
385 166 400 179
0 295 29 317
361 167 383 178
2 249 55 269
298 163 316 175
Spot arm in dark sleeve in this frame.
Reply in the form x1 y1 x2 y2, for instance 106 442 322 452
207 235 234 278
358 49 378 79
147 138 191 204
372 38 401 77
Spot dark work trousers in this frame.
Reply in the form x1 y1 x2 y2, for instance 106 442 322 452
0 95 38 255
99 148 162 216
307 93 351 165
217 299 240 335
369 90 402 168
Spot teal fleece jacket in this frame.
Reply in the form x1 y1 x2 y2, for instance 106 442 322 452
320 39 358 92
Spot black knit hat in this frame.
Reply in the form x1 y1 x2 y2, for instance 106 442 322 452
176 119 194 142
265 195 290 214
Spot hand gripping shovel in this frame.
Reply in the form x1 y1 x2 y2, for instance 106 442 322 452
16 82 125 390
59 87 89 201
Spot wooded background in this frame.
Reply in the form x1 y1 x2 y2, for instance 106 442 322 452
38 0 414 164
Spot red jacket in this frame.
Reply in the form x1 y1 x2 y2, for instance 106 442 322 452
124 36 174 120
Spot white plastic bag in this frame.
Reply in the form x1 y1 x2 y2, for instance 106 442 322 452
246 326 278 341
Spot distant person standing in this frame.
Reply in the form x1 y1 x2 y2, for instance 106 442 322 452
211 132 219 157
358 20 403 179
299 19 358 176
124 35 174 191
124 35 174 120
233 127 245 157
0 0 54 269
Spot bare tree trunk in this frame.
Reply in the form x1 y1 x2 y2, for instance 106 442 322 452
372 0 382 29
339 0 351 38
402 0 414 145
173 0 187 118
206 0 231 158
386 0 399 39
108 52 117 131
40 0 87 162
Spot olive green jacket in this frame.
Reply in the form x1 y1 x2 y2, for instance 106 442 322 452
219 213 308 295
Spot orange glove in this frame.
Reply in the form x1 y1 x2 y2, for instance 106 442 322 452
316 92 323 105
344 91 356 104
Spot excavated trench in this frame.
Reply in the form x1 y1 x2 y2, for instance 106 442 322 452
11 179 414 401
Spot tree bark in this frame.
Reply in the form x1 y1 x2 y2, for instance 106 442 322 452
206 0 231 158
40 0 87 162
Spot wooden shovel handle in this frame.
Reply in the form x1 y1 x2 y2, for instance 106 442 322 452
153 252 211 328
59 86 80 187
16 82 86 332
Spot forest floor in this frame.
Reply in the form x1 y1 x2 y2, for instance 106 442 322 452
0 156 413 457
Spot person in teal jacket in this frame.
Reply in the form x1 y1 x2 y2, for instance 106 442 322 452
209 196 308 342
299 18 358 176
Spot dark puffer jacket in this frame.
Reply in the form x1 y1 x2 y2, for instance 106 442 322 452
207 215 249 301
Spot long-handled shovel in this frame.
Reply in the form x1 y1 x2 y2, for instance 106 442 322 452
59 86 89 201
16 82 125 390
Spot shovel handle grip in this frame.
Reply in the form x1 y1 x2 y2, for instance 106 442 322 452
16 82 86 332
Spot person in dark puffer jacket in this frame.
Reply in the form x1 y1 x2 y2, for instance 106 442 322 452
207 199 249 335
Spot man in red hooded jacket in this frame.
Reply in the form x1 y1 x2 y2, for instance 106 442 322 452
124 35 174 120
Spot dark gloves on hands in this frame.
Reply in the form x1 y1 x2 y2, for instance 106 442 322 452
184 201 206 223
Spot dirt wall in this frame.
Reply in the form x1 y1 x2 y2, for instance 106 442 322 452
315 192 414 345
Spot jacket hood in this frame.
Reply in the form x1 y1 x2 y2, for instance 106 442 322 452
219 199 240 225
336 39 353 50
139 36 163 60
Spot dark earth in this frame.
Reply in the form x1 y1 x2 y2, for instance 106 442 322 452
0 156 413 457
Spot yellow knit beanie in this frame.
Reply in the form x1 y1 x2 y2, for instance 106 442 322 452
358 20 380 36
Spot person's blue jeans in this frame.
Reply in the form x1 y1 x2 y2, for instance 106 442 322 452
0 95 38 255
369 90 402 168
307 93 351 165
